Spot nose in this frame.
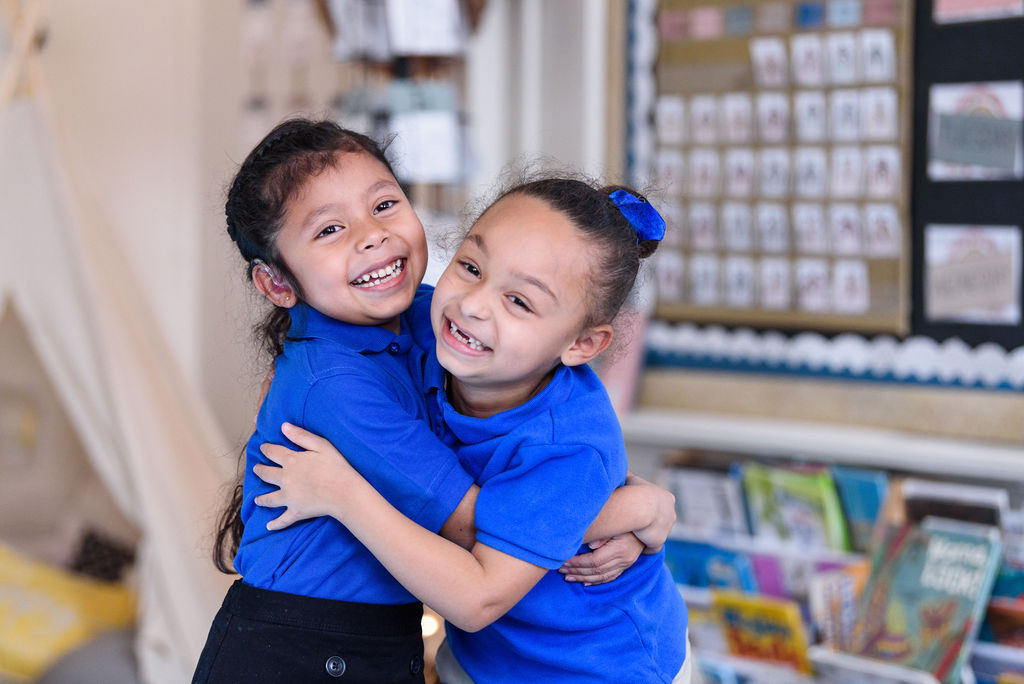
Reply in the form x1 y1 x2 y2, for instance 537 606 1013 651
458 283 490 321
356 222 388 251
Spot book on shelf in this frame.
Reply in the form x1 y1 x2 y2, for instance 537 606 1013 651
981 596 1024 647
809 560 871 651
900 478 1010 529
662 538 759 592
970 641 1024 684
848 517 1002 684
832 465 889 553
659 464 749 538
740 461 851 552
711 589 812 674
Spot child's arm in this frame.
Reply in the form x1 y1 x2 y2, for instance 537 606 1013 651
582 473 676 552
257 423 545 632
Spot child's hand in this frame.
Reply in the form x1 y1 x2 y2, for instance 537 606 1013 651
625 473 676 553
557 533 644 585
253 423 357 531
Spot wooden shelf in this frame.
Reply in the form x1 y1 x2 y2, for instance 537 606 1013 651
621 409 1024 482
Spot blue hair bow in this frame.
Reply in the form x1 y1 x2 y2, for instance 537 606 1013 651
609 189 666 243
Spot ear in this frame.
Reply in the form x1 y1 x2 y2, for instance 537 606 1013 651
252 262 297 308
560 324 613 367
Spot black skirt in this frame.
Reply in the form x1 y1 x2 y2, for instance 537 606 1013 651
192 580 426 683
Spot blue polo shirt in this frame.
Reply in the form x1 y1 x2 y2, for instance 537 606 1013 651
424 359 689 682
234 286 474 604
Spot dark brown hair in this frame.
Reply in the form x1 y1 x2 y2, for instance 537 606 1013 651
213 118 396 573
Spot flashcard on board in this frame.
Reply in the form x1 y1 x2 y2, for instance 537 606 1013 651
826 32 859 84
656 250 686 301
758 1 793 32
796 258 831 311
655 148 686 195
795 147 828 198
689 254 721 306
385 0 464 55
830 146 863 198
725 256 757 308
833 259 871 313
759 148 791 197
794 90 828 142
863 203 902 257
724 148 756 197
759 257 793 309
860 87 899 140
689 149 721 197
757 92 790 143
689 203 719 251
793 203 830 254
828 0 864 26
791 34 826 87
829 203 863 255
721 93 754 143
656 95 687 145
690 5 726 38
757 202 791 252
750 37 789 88
722 202 754 251
690 95 720 144
865 145 901 198
830 89 862 141
859 29 896 83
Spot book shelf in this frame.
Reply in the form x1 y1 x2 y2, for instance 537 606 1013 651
622 408 1024 484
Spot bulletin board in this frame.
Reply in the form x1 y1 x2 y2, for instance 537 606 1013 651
651 0 914 334
910 0 1024 349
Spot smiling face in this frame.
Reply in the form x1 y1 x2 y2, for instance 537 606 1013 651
272 151 427 332
431 193 613 417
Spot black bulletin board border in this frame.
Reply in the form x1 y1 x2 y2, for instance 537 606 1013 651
910 0 1024 350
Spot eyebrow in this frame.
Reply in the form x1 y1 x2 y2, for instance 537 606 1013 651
300 178 400 231
466 233 557 302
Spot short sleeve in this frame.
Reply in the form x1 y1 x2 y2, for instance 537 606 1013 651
301 371 474 533
473 444 616 569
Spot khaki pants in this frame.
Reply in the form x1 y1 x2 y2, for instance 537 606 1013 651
435 630 693 684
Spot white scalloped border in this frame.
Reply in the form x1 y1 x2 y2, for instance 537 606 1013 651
646 320 1024 390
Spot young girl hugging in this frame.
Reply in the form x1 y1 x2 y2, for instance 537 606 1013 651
195 120 677 683
254 177 691 683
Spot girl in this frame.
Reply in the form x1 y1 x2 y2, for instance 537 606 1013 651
195 119 675 682
254 178 691 683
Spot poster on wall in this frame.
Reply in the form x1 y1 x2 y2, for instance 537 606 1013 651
927 81 1024 181
933 0 1024 23
925 224 1022 325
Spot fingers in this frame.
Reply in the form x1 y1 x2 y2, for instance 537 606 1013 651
253 463 281 486
280 422 329 450
259 443 296 466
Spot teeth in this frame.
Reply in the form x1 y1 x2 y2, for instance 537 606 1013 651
449 321 486 351
353 259 403 287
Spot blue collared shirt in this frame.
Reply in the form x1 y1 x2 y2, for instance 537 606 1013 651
421 357 689 683
235 286 474 603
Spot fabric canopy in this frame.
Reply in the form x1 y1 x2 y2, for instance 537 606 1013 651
0 95 234 682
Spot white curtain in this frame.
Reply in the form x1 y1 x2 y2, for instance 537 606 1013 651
1 99 234 683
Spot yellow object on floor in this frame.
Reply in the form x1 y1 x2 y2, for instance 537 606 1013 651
0 542 136 681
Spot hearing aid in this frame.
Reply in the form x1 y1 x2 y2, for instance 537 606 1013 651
253 258 291 294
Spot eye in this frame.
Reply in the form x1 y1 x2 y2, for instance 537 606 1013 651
459 260 481 278
316 224 343 239
508 295 532 313
373 200 396 214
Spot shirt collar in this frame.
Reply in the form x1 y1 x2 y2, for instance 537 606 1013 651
286 302 412 354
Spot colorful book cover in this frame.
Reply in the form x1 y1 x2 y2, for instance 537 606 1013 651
832 465 889 552
741 462 851 552
711 589 812 673
971 641 1024 684
849 517 1003 684
662 538 759 592
981 596 1024 646
662 465 750 538
809 561 871 651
